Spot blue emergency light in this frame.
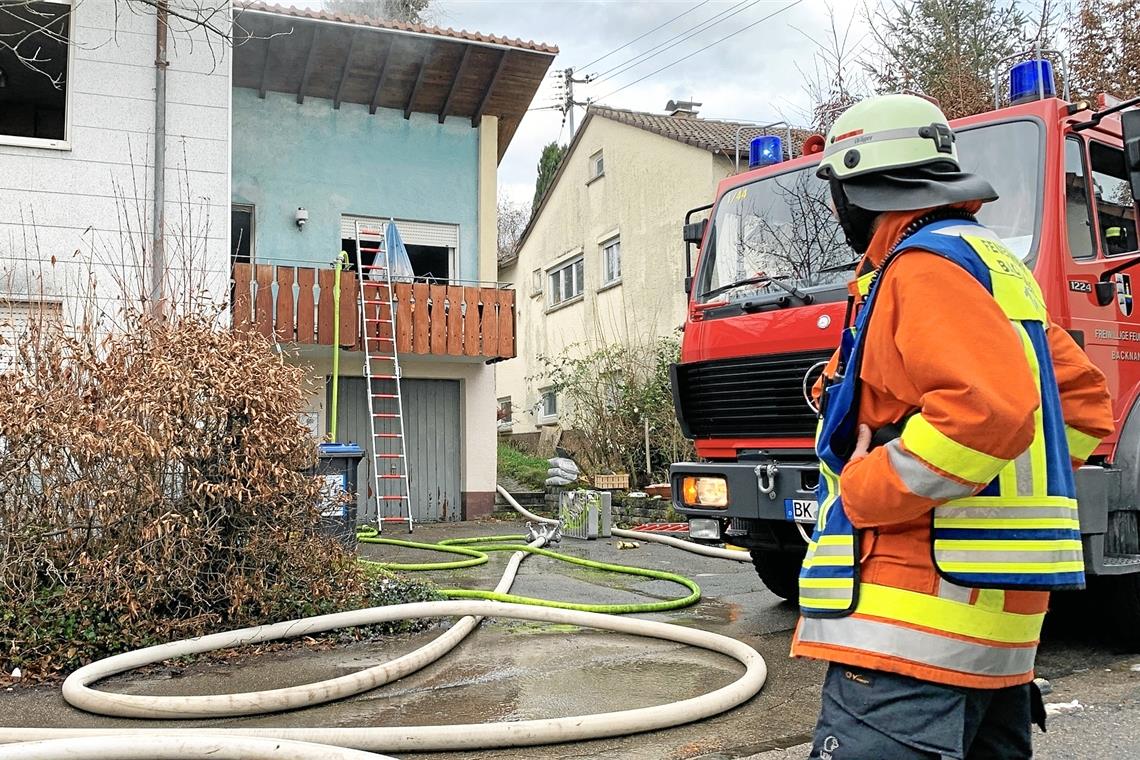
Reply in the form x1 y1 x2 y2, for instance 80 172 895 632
749 135 783 169
1009 59 1056 104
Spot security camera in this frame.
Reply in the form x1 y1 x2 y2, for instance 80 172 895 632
295 207 309 230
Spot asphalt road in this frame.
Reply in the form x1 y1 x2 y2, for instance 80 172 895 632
2 519 1137 759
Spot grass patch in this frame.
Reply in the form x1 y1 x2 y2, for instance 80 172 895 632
498 442 550 490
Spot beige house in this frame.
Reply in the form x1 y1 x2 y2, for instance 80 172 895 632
498 102 798 434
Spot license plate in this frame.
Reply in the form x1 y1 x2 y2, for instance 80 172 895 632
785 498 818 524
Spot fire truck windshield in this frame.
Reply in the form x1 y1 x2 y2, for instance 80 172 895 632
696 119 1043 304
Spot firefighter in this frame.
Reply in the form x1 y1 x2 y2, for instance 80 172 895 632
792 94 1115 759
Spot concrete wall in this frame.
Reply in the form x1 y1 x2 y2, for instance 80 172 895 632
291 347 498 519
498 116 731 434
0 2 231 323
231 89 490 282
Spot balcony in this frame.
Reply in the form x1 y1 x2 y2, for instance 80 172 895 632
231 263 516 361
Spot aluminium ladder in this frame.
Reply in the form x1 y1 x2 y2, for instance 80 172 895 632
353 220 413 533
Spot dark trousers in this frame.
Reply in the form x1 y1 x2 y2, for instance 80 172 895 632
809 664 1042 760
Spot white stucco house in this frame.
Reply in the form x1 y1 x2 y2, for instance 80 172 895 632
0 0 232 359
497 102 804 435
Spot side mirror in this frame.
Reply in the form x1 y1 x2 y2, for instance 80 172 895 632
683 218 708 247
1124 109 1140 202
1095 279 1117 306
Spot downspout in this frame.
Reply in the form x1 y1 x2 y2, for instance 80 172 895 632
151 2 169 317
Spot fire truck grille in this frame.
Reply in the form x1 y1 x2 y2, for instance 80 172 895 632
674 349 833 439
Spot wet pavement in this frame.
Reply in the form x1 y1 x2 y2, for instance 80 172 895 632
2 519 1137 758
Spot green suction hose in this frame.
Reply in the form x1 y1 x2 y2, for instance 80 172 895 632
355 528 701 614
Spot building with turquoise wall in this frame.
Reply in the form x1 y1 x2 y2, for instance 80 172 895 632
231 89 482 281
228 5 556 522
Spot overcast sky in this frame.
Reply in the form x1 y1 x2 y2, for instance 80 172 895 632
298 1 864 204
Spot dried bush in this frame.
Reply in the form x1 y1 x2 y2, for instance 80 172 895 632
0 313 435 680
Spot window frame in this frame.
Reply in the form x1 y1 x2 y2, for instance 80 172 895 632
1063 136 1097 261
1086 138 1140 258
0 0 74 151
589 150 604 181
547 254 584 309
538 388 559 423
231 203 256 264
496 396 513 428
600 236 621 287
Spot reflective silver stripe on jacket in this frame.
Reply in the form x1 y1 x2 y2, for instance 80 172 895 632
798 616 1037 677
886 440 976 500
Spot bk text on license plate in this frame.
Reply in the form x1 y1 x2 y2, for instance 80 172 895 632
784 499 818 524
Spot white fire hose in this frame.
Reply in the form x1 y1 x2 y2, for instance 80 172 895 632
496 485 753 562
0 489 767 759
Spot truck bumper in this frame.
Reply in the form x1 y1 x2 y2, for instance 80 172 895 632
670 456 819 523
671 459 1133 575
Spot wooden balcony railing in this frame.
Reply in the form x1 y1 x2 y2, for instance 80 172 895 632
231 263 516 360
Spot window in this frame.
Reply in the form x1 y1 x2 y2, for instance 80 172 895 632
601 237 621 286
1064 138 1096 260
0 1 71 148
1 299 62 373
531 268 543 297
340 217 458 281
698 119 1045 305
590 150 604 180
539 388 558 421
1089 141 1138 256
231 205 255 264
548 256 584 307
497 396 513 428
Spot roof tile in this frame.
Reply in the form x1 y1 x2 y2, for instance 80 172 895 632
589 105 812 158
236 2 558 54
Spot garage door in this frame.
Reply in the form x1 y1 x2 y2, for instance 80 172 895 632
327 377 462 523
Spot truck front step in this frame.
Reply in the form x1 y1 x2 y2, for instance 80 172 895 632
1100 553 1140 575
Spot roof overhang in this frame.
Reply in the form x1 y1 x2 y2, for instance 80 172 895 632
232 3 558 160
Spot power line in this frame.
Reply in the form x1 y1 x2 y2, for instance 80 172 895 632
576 0 712 71
596 0 805 103
590 0 760 85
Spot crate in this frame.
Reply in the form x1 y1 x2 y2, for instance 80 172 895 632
593 473 630 490
559 490 612 540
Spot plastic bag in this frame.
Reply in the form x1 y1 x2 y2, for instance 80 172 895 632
545 476 575 487
548 457 579 474
546 467 579 482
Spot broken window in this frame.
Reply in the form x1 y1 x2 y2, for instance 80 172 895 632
0 1 71 146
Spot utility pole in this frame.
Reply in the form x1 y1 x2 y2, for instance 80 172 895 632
561 67 593 137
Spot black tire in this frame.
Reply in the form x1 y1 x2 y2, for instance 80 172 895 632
749 548 804 602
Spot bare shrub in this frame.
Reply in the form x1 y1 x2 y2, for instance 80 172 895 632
537 335 693 486
0 313 434 681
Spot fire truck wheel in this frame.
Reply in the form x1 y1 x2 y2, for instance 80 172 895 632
749 549 803 603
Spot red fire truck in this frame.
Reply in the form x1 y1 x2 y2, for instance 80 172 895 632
670 61 1140 616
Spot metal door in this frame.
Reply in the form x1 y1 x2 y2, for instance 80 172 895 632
327 377 461 523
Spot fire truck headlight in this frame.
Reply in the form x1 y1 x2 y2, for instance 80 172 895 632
681 476 728 508
688 518 721 540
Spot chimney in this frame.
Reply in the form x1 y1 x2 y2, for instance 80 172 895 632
666 99 701 118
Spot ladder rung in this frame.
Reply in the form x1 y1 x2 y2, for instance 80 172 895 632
372 393 399 399
373 413 400 418
378 474 407 479
370 374 398 380
375 433 402 439
377 495 409 501
376 453 404 458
